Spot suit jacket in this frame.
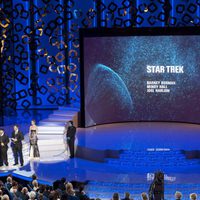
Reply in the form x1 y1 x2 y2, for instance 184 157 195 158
0 134 9 149
11 131 24 147
67 126 76 140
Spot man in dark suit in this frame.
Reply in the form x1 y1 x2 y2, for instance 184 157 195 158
11 125 24 166
0 129 9 166
66 121 76 158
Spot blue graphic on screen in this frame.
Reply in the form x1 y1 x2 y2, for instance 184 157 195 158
83 35 200 127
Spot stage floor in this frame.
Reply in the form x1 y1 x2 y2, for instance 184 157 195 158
1 122 200 199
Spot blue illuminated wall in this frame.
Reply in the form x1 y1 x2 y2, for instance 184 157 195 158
0 0 200 113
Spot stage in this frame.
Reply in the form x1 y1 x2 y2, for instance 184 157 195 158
1 1 200 199
1 119 200 199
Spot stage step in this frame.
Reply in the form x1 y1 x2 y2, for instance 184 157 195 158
52 110 78 116
39 121 66 126
39 146 65 152
38 126 65 131
39 107 79 127
107 150 200 168
38 130 64 135
37 132 64 135
39 156 68 162
36 106 76 162
40 118 72 123
37 135 64 140
38 139 64 145
49 113 76 119
58 107 79 111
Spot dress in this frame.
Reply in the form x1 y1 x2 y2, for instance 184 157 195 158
29 130 40 158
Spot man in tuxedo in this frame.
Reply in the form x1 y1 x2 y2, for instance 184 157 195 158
11 125 24 166
66 121 76 158
0 129 9 166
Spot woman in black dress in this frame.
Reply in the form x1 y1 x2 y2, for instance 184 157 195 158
29 120 40 158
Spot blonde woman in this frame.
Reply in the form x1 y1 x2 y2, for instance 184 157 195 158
29 120 40 158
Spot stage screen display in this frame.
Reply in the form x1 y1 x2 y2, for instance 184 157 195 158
81 29 200 127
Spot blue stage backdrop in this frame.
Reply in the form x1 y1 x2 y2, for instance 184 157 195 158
0 0 199 114
82 30 200 127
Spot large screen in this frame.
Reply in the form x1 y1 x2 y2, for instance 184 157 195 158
80 28 200 127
